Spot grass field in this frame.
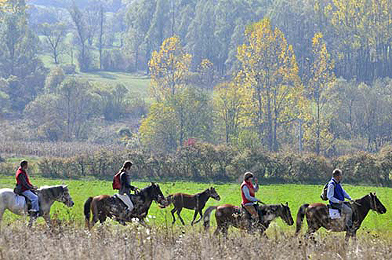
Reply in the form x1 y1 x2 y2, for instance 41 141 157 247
0 176 391 235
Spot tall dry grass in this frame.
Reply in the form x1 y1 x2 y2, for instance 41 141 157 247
0 220 391 260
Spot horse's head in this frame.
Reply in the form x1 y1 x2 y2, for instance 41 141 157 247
368 192 387 214
149 182 166 205
279 202 294 226
58 186 74 207
209 187 221 201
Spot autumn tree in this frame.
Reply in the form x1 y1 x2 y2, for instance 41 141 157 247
305 32 336 155
148 35 191 102
237 18 304 151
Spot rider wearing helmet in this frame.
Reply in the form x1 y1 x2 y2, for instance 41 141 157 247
241 172 261 227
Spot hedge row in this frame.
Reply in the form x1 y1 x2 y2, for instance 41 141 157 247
2 143 392 185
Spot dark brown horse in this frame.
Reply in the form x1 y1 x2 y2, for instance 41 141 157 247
162 187 221 225
84 182 165 229
295 193 387 240
203 202 294 235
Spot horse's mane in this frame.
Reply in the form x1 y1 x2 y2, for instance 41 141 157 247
38 185 67 191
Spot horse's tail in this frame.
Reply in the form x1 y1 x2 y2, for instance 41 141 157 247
203 206 218 231
159 194 173 208
295 204 309 235
84 197 93 229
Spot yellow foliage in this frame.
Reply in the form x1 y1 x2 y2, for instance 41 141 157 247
236 18 305 149
148 36 192 102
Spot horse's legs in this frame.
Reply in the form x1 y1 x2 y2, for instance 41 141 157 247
171 208 177 224
176 208 186 225
0 208 4 228
191 210 199 226
193 209 203 225
43 213 52 228
27 215 37 228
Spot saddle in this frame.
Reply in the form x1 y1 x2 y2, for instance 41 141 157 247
327 203 351 220
13 191 42 216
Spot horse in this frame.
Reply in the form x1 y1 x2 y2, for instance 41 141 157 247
161 187 221 225
295 192 387 240
203 202 294 236
0 185 74 227
84 182 165 229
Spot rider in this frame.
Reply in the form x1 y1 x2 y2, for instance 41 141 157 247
118 161 138 215
15 160 39 217
241 172 261 227
327 168 353 230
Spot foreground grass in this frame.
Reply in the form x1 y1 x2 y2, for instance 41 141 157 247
1 222 392 260
0 176 391 235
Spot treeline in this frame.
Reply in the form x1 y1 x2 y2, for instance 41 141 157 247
1 143 391 185
2 0 392 157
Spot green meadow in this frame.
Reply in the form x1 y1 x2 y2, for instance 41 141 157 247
1 176 391 235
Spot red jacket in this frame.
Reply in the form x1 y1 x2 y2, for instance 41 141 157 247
16 167 33 192
241 180 255 205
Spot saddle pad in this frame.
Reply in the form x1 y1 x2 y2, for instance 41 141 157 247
14 194 26 208
329 208 341 219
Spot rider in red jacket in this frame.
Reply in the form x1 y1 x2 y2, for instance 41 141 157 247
15 161 39 217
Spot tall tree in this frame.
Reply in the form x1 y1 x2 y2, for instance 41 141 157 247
237 18 304 151
148 36 191 102
306 32 336 155
40 22 66 64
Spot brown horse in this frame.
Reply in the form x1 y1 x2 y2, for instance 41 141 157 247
203 202 294 236
295 192 387 240
84 182 165 229
162 187 221 225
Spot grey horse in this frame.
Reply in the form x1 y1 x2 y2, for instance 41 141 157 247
0 185 74 227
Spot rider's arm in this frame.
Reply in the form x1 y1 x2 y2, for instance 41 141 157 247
17 174 34 190
242 186 258 202
342 187 352 200
326 183 340 203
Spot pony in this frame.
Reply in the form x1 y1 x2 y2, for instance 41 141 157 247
295 192 387 240
161 187 221 225
84 182 165 229
0 185 74 227
203 202 294 236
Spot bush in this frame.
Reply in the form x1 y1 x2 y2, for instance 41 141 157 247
33 144 392 185
60 64 76 74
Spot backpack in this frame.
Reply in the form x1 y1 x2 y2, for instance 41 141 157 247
112 171 122 190
320 180 335 201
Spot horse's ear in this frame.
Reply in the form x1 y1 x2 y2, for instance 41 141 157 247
286 202 288 206
151 182 155 186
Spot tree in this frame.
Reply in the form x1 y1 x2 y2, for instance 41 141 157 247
148 36 191 102
140 87 213 152
306 32 336 155
236 18 304 151
0 1 46 112
213 77 249 144
40 22 66 64
69 2 92 71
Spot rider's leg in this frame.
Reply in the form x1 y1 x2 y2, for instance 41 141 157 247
22 190 39 213
341 203 353 229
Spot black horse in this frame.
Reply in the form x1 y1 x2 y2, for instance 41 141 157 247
84 182 165 229
296 192 387 240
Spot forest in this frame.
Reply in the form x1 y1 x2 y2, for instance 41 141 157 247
1 0 392 182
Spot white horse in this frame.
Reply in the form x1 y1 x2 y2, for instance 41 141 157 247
0 185 74 227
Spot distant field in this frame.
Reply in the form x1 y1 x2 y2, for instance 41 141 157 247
38 51 151 100
0 176 391 235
